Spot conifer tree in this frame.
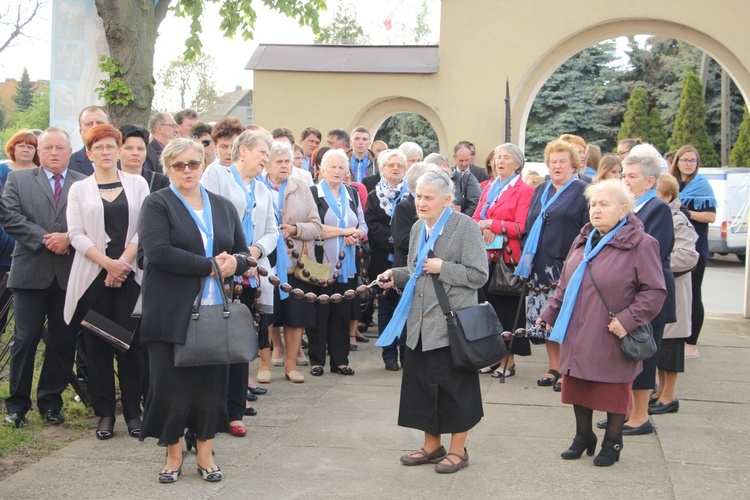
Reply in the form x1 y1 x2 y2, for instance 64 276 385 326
618 86 650 143
647 107 669 154
669 72 719 167
730 106 750 167
12 68 35 112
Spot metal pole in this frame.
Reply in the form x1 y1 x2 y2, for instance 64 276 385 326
721 68 730 166
505 79 511 143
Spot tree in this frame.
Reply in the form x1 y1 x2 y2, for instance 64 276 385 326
413 0 432 44
0 0 44 55
669 71 719 167
9 90 49 130
12 67 35 112
730 106 750 167
314 2 369 45
647 106 669 154
156 55 220 113
618 86 650 143
94 0 325 126
375 113 439 155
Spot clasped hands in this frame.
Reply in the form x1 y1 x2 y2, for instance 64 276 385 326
104 258 132 288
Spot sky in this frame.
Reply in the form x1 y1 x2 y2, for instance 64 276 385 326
0 0 440 96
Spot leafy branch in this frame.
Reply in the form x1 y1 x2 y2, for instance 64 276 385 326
95 56 134 107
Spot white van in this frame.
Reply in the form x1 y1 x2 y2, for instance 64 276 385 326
704 167 750 263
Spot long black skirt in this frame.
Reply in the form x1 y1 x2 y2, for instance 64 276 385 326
139 341 230 446
398 340 483 436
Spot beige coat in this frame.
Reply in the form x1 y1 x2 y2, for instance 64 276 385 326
275 176 322 273
664 199 699 340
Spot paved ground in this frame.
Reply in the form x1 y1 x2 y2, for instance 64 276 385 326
0 313 748 499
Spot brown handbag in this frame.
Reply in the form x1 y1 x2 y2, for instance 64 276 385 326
293 240 331 287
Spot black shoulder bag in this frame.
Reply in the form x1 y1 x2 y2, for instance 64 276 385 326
586 266 657 362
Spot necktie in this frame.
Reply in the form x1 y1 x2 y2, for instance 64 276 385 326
53 174 63 205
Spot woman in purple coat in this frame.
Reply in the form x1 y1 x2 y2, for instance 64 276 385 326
539 179 666 467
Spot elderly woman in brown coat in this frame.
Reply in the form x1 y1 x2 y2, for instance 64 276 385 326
539 179 666 467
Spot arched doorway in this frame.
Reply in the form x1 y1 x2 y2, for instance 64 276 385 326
374 112 439 155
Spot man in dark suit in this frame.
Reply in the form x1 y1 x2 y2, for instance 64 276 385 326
67 105 110 176
145 112 177 173
2 127 87 427
454 141 489 183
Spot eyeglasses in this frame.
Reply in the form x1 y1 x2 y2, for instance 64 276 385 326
160 123 177 128
385 162 405 169
90 145 118 153
678 158 698 165
170 160 203 172
616 150 631 159
201 139 212 147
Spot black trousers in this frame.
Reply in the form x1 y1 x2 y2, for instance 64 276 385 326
687 257 707 345
308 280 354 369
5 279 77 415
632 323 665 391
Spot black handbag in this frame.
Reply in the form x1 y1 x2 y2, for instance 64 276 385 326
487 223 524 295
174 259 258 367
81 309 134 353
586 266 657 362
431 274 507 372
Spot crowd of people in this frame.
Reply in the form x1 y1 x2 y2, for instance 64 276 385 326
0 104 716 480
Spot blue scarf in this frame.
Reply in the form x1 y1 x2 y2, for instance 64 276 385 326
679 174 717 210
230 165 258 287
350 155 371 183
634 188 657 210
548 216 628 344
515 178 576 278
169 184 221 300
263 176 290 299
376 207 452 347
321 181 357 283
585 166 597 176
479 174 518 220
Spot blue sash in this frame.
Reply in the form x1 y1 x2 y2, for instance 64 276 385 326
634 188 657 210
479 174 517 220
321 181 357 283
679 174 716 210
263 176 289 299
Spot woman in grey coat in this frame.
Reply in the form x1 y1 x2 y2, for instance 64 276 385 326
378 170 488 474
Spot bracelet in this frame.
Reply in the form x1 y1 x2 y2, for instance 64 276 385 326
119 257 129 264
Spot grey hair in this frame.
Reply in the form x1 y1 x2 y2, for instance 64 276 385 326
232 130 272 163
269 140 293 163
377 149 408 175
39 126 71 148
423 152 449 168
494 143 525 174
585 178 635 213
416 169 454 201
404 162 439 193
148 112 172 133
160 138 205 172
398 141 423 161
320 148 349 174
622 143 662 181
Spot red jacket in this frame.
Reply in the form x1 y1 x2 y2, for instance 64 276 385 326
472 178 534 263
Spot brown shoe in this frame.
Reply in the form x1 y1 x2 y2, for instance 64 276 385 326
400 446 447 466
434 449 469 474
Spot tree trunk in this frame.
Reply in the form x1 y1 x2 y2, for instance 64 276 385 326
94 0 171 127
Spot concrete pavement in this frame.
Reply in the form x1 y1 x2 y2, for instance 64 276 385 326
0 312 748 499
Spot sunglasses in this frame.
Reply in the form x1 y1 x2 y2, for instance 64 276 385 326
170 160 203 172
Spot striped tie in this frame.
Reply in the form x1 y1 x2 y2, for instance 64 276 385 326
53 174 63 205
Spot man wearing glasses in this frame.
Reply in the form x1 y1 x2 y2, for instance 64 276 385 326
190 122 218 167
145 112 178 173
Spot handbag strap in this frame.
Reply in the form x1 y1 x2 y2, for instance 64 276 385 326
585 265 615 320
427 251 454 319
191 258 231 318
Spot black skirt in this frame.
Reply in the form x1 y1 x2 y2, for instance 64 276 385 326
139 342 230 446
270 274 317 328
398 341 483 436
658 338 685 373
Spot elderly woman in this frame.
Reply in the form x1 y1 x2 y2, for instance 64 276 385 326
650 174 699 414
616 144 676 436
473 143 534 378
516 140 589 391
262 141 322 383
670 145 716 359
138 138 250 483
308 149 368 376
559 134 591 182
377 169 488 474
118 125 170 192
539 179 666 467
201 130 277 434
64 125 149 440
365 149 408 370
593 154 622 183
399 141 424 168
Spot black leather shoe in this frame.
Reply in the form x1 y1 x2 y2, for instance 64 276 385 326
4 412 26 428
349 344 358 351
648 399 679 415
310 366 324 376
622 420 654 436
244 407 258 416
331 366 355 375
42 409 65 425
246 392 258 402
385 361 400 371
247 386 268 396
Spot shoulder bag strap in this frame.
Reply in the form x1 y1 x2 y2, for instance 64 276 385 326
192 258 231 318
585 265 615 320
427 250 453 318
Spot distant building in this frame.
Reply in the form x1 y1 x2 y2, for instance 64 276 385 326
201 87 253 126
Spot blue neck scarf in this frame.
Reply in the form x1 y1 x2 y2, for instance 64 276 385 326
585 166 597 176
548 216 628 344
515 178 576 278
634 188 657 210
230 165 258 287
376 207 452 347
679 174 716 210
263 176 290 299
321 180 357 283
479 174 518 220
350 154 371 183
169 184 221 300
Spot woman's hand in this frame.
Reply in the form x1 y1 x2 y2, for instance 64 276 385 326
535 318 551 330
280 223 297 239
422 257 443 274
104 257 132 280
214 252 238 278
482 228 496 244
376 270 394 288
104 273 124 288
477 219 492 231
607 317 628 339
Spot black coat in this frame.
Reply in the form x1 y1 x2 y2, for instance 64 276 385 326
391 193 416 267
68 147 94 176
138 189 249 344
365 189 397 278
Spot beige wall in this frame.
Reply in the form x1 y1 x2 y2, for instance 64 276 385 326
252 0 750 160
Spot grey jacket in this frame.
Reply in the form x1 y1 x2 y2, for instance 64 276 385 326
391 211 488 351
452 169 482 217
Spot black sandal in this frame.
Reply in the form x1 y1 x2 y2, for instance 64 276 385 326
96 416 115 440
126 417 142 438
332 366 355 376
310 366 324 376
537 369 561 387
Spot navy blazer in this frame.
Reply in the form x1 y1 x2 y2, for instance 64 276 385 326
145 139 164 173
68 147 94 176
636 197 676 327
138 189 250 344
391 194 416 267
